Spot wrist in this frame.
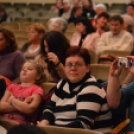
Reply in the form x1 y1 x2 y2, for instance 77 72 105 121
54 61 60 67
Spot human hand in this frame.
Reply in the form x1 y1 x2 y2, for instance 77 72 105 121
110 58 122 77
8 95 14 104
47 52 60 65
37 120 50 127
123 56 134 75
24 96 33 104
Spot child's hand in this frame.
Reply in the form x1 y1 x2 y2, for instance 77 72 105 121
47 52 60 65
8 95 14 104
24 96 33 104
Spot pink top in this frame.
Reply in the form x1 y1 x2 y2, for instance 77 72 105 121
3 84 43 124
70 32 100 53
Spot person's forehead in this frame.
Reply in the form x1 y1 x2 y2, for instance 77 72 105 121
110 20 121 24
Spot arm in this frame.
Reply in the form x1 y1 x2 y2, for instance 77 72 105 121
12 52 26 83
107 58 121 109
47 52 66 78
121 72 134 88
93 33 100 53
9 94 43 114
0 90 16 112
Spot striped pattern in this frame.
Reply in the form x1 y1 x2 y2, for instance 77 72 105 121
41 73 112 133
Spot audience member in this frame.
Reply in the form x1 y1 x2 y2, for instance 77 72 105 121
21 23 45 60
127 3 134 19
94 3 107 19
97 15 134 55
71 0 82 7
35 31 70 83
121 14 134 36
82 0 96 18
48 18 68 33
68 6 84 24
0 28 26 82
0 4 11 24
0 61 45 124
58 0 71 19
94 12 110 36
107 56 134 132
37 46 112 134
49 0 63 13
70 17 100 52
7 124 46 134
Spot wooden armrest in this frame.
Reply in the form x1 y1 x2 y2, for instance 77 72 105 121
0 118 19 131
110 118 131 134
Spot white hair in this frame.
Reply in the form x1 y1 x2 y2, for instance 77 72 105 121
121 14 134 26
95 3 107 12
48 17 68 33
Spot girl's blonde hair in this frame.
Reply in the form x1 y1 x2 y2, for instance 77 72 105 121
23 60 46 85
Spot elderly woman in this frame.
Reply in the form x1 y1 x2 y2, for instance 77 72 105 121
59 0 71 19
107 56 134 132
70 17 100 52
21 23 45 60
121 14 134 36
37 46 112 134
0 28 26 83
48 17 68 33
49 0 63 13
35 31 70 83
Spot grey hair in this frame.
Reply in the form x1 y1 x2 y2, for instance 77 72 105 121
95 3 107 12
121 14 134 27
54 18 68 33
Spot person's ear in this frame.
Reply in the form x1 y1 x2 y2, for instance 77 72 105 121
36 75 41 80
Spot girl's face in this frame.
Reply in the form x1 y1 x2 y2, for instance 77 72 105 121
28 28 40 42
20 62 40 83
44 40 49 54
0 32 9 51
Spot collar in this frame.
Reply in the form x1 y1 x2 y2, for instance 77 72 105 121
109 30 124 38
67 73 91 92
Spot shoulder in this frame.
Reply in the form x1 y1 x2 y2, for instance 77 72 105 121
122 30 133 38
13 51 25 56
78 76 106 98
35 54 46 61
31 84 44 96
88 32 100 38
57 78 68 89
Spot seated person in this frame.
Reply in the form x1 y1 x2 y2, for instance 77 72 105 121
21 23 45 60
0 4 11 24
121 14 134 37
107 56 134 132
82 0 96 18
94 12 110 36
49 0 63 13
0 28 26 82
0 61 45 124
127 3 134 19
37 46 112 134
94 3 107 19
48 17 68 33
68 6 84 24
70 17 100 52
58 0 71 19
97 15 134 55
35 31 70 83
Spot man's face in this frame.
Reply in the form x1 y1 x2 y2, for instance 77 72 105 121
127 5 134 16
110 20 123 35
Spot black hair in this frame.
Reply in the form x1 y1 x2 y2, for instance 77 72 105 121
75 17 96 34
109 15 124 24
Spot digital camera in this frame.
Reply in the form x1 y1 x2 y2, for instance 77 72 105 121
118 57 132 68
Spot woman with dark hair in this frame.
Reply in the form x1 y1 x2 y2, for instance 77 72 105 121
37 46 112 134
0 28 26 82
70 17 100 52
35 31 70 83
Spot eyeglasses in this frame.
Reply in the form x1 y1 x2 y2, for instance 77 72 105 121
65 63 86 69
